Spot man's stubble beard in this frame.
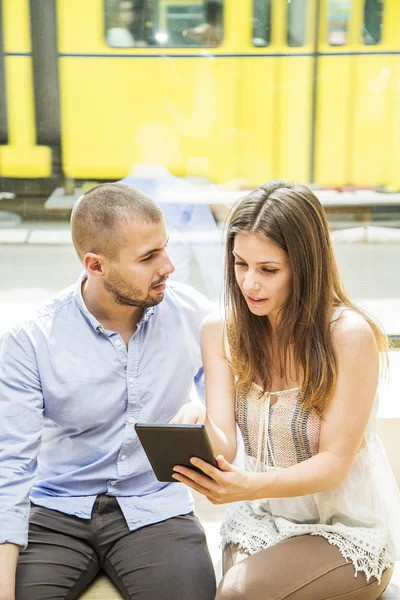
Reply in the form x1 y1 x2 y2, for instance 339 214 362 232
103 269 164 309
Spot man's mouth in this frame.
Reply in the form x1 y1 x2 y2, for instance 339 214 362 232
151 279 167 292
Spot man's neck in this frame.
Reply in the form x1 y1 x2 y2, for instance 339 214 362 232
81 278 144 335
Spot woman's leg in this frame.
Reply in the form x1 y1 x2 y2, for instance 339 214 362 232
217 535 393 600
222 543 250 574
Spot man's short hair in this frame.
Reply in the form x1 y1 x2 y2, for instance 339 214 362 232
71 183 163 262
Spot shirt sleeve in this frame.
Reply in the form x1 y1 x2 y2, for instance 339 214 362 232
0 327 44 549
192 292 213 403
193 366 206 403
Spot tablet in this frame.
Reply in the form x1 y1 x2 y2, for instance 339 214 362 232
135 423 218 482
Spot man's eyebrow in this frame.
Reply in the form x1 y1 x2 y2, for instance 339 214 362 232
138 237 169 259
232 251 281 266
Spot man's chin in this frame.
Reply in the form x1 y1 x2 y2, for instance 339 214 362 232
150 291 165 305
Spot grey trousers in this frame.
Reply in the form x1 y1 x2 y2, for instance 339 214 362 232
16 495 216 600
217 536 393 600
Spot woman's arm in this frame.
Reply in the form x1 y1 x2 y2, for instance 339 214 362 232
201 314 237 463
255 310 380 498
170 313 237 462
173 311 381 503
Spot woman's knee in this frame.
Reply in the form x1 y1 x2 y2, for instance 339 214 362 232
215 566 253 600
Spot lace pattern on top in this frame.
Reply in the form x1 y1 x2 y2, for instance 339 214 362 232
220 501 392 583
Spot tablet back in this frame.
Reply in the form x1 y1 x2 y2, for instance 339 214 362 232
135 423 218 482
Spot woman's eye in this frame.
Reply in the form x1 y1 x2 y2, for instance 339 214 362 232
262 268 278 275
234 261 246 267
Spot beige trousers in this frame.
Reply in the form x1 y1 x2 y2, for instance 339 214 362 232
216 535 393 600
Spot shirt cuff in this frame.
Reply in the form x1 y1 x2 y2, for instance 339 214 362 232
0 513 29 550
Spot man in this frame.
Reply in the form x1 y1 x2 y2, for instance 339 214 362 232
182 1 223 46
0 184 216 600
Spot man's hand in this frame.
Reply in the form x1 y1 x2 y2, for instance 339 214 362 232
170 402 206 425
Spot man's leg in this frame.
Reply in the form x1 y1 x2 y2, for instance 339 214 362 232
16 504 101 600
102 512 216 600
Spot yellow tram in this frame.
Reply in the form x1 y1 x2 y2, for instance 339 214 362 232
0 0 399 191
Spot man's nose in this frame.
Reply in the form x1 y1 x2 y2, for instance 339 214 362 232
160 253 175 276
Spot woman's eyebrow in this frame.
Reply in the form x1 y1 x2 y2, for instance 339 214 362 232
232 251 281 265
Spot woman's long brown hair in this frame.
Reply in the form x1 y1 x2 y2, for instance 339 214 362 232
224 181 388 415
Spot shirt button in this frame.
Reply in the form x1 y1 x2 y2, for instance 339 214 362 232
115 340 121 346
110 480 117 486
120 455 127 461
128 377 134 383
128 417 135 424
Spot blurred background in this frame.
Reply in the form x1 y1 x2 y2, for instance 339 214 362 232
1 2 400 595
0 0 399 418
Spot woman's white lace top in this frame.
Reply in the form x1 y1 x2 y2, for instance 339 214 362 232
221 315 400 583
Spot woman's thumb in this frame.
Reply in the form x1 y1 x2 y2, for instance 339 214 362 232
216 455 234 471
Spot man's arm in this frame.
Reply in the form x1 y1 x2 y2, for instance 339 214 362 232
0 327 44 595
0 544 19 600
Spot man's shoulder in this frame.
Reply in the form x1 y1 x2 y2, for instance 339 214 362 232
3 283 77 341
163 280 212 317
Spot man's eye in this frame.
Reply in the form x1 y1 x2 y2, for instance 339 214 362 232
142 255 153 262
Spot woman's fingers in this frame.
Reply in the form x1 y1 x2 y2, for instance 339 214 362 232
172 472 211 496
173 465 218 491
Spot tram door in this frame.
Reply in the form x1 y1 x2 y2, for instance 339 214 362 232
0 0 52 179
251 0 399 188
313 0 400 189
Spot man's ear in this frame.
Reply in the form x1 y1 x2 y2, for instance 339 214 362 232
83 253 105 278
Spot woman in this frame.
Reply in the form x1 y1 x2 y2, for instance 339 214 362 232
106 0 150 48
171 181 400 599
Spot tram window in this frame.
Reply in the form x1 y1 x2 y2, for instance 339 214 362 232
252 1 271 47
363 0 383 45
104 0 224 48
327 0 350 46
287 0 307 47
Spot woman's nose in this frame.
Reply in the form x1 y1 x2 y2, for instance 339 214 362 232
243 275 261 294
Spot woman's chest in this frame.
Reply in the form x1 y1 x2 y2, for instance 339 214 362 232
236 386 321 468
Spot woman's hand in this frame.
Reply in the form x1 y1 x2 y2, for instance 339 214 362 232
172 455 259 504
170 402 206 425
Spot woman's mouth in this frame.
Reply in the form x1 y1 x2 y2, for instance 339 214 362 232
245 295 268 306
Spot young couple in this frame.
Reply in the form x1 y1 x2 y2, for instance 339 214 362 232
0 181 399 600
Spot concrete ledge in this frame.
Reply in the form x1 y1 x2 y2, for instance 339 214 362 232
0 229 29 244
27 229 73 245
331 226 400 243
44 186 400 210
80 575 121 599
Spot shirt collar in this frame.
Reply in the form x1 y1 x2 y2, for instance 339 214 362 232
73 271 156 334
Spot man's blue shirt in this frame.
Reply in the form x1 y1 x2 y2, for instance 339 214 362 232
0 273 211 548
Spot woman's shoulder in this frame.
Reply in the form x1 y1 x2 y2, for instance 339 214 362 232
201 311 224 336
331 306 377 351
200 311 229 354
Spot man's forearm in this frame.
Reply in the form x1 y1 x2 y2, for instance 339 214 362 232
0 543 19 600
